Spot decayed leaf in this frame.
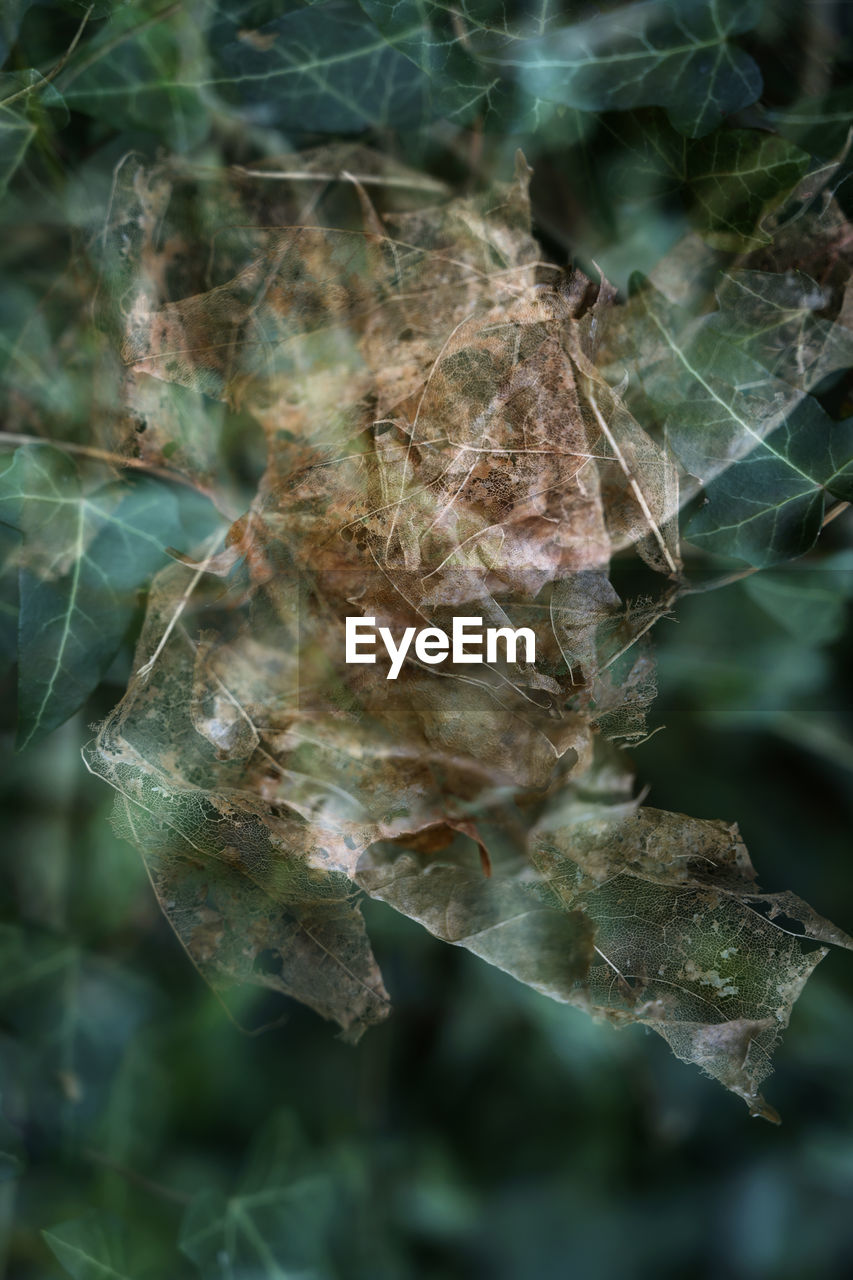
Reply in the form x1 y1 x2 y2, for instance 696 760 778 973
713 270 853 393
528 803 849 1121
82 149 850 1117
362 786 851 1122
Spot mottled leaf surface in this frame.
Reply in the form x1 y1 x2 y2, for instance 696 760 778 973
79 155 852 1116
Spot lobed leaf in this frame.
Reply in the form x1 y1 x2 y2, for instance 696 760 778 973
80 154 852 1117
601 279 853 564
44 1212 148 1280
0 446 223 747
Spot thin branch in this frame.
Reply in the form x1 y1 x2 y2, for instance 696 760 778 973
0 432 237 519
136 532 224 680
584 384 680 576
82 1147 193 1207
823 500 850 527
0 5 94 109
56 2 182 90
233 165 449 195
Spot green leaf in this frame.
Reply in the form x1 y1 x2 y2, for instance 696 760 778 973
679 401 853 566
0 1 39 69
770 86 853 160
179 1111 336 1279
0 104 34 194
0 1108 24 1183
623 126 809 247
63 0 437 141
0 446 223 748
492 0 764 138
61 6 210 151
358 0 524 128
43 1211 146 1280
714 269 853 392
213 3 433 133
0 924 158 1154
742 553 853 645
0 70 69 193
606 282 853 564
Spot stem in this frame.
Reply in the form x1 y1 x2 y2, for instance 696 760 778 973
0 6 94 109
0 431 237 520
82 1147 193 1207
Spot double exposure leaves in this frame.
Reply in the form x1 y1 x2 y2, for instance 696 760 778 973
497 0 764 138
526 806 851 1121
215 4 433 133
83 157 853 1117
37 0 768 144
604 281 853 565
0 447 223 747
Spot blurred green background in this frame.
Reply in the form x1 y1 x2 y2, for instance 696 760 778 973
2 2 853 1276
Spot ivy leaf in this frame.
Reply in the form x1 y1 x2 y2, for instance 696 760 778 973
742 553 853 646
492 0 764 138
604 281 853 564
179 1111 336 1278
0 446 222 748
214 3 433 133
0 1108 24 1183
43 1211 149 1280
0 923 158 1154
0 69 68 195
0 103 34 195
60 6 210 151
769 86 853 160
713 269 853 392
357 0 530 129
63 0 435 141
617 125 810 247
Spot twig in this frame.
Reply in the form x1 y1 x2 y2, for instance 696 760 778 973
233 166 449 195
56 2 182 89
0 431 236 519
82 1147 193 1207
0 5 94 109
136 532 224 680
584 384 680 576
823 500 850 527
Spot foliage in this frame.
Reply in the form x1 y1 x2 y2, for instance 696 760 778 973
0 0 852 1276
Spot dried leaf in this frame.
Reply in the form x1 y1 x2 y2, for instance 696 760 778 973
81 151 850 1118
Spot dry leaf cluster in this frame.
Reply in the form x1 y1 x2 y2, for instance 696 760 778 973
85 148 850 1120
